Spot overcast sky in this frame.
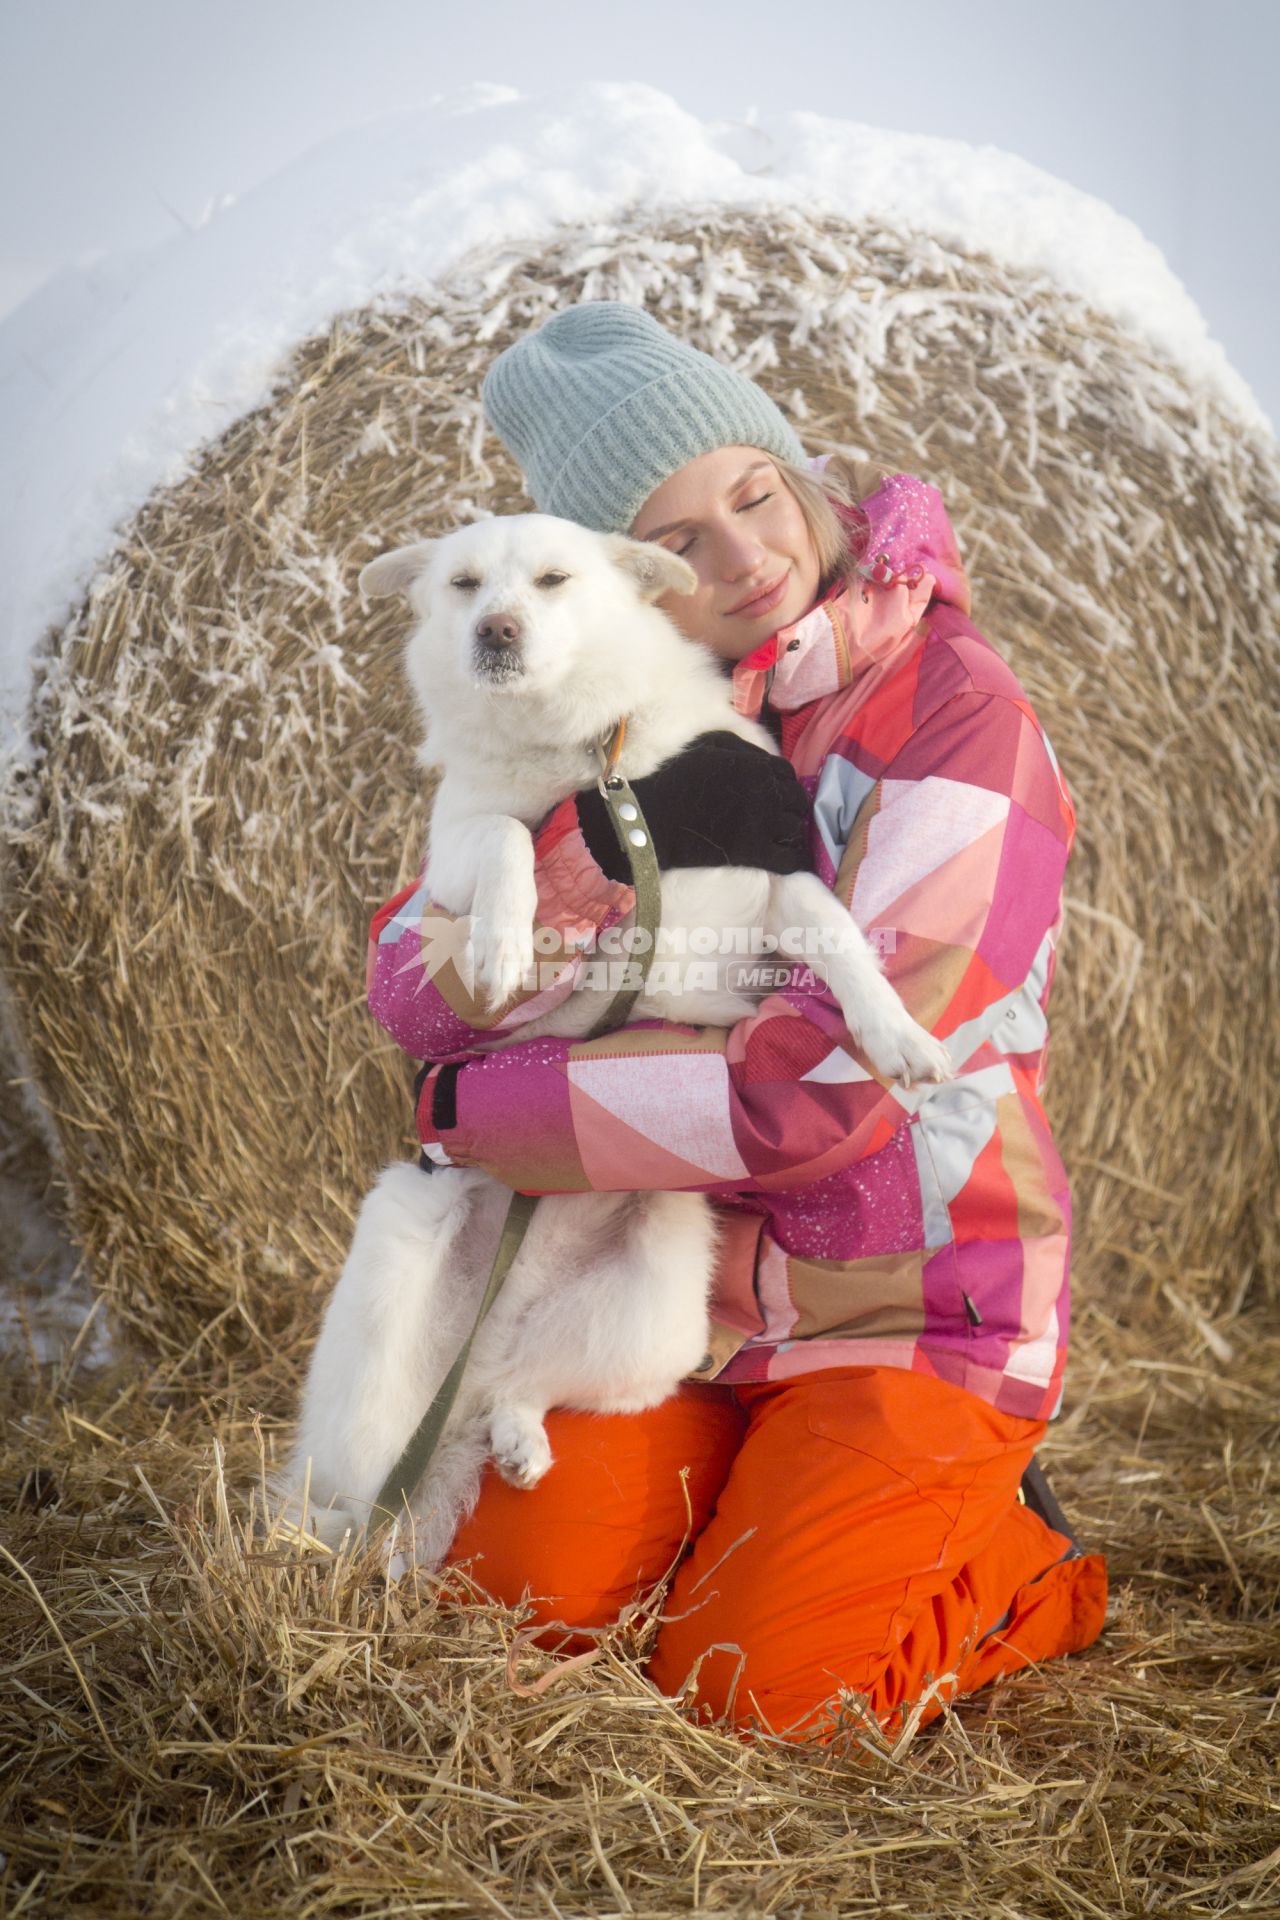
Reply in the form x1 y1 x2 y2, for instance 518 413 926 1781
1 0 1276 427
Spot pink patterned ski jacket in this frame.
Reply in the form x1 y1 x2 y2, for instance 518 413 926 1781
367 474 1076 1422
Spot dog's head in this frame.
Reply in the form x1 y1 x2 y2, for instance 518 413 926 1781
358 515 697 712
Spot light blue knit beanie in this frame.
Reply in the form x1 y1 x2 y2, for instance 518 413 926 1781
481 301 807 534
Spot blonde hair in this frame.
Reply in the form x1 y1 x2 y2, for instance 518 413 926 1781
773 451 888 596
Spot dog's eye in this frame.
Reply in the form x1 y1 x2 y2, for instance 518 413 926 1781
535 572 568 589
450 575 481 592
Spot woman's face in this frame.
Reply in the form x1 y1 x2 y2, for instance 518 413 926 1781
628 445 821 662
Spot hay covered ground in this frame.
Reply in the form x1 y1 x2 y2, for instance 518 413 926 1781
2 209 1278 1914
4 1292 1278 1915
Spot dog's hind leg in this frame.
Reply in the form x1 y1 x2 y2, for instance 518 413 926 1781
276 1160 487 1549
479 1190 717 1496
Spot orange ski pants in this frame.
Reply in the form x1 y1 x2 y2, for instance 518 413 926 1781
445 1365 1107 1741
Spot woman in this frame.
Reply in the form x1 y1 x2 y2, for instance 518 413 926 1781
366 301 1108 1742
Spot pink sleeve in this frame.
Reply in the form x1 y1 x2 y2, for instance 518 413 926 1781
366 798 636 1063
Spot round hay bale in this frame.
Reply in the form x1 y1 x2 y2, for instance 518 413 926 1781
1 206 1276 1389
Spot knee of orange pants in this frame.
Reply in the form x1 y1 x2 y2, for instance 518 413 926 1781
652 1510 1108 1742
644 1370 1108 1742
442 1382 747 1643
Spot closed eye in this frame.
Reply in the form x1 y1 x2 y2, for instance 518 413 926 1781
673 492 773 558
450 575 481 592
535 572 569 589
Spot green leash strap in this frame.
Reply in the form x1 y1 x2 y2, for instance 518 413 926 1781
366 722 661 1539
369 1187 539 1530
585 745 663 1039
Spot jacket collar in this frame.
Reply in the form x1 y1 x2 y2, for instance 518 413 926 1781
730 552 936 721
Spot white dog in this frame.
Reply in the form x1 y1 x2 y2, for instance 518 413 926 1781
277 515 950 1569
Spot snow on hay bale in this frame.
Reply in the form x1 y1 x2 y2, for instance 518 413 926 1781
0 206 1276 1380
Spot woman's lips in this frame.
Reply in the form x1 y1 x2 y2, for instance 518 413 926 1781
728 570 789 618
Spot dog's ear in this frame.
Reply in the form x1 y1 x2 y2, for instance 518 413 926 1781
358 541 436 602
604 535 698 603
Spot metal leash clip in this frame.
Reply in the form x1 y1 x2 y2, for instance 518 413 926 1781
593 720 650 855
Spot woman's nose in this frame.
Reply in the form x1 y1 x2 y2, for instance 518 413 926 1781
716 523 768 578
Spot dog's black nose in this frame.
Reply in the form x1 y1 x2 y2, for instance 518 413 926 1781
475 612 522 648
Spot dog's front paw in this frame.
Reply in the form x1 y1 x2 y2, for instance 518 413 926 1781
469 918 536 1012
857 1010 953 1087
488 1406 553 1489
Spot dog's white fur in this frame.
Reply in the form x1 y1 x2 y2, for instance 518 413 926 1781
277 515 950 1569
